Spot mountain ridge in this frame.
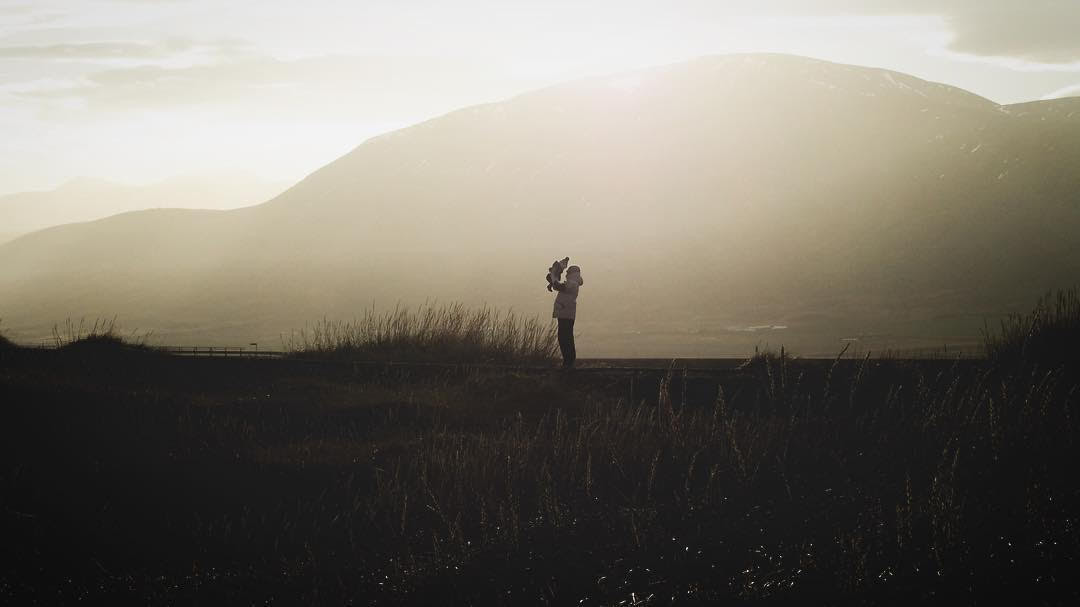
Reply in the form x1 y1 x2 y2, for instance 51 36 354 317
2 53 1078 355
0 172 289 245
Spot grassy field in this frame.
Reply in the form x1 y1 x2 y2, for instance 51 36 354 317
2 296 1079 605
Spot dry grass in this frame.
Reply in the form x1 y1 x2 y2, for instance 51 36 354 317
50 317 152 349
0 318 12 349
984 286 1080 371
284 302 558 365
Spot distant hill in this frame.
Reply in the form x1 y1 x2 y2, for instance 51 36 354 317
2 54 1079 356
0 172 289 244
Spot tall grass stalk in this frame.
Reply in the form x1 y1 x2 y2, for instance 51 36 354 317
285 302 558 364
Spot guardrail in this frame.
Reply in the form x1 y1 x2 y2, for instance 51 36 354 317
164 346 284 359
13 342 286 359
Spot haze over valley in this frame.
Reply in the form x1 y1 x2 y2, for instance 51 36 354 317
0 172 289 245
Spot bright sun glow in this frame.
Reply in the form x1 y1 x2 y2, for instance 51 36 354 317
1 1 1079 193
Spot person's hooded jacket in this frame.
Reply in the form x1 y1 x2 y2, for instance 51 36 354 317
552 266 583 319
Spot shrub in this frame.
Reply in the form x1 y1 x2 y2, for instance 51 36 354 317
52 317 152 350
285 302 558 365
737 344 795 369
984 286 1080 371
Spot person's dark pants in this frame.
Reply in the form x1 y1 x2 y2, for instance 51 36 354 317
557 318 576 368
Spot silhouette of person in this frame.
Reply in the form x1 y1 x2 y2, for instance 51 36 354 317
552 265 583 368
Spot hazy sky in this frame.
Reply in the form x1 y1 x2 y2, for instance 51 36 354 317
2 0 1078 195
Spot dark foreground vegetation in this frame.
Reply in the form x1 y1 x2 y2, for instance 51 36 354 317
2 293 1080 605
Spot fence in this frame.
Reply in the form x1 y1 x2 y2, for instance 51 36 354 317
16 342 285 359
164 346 284 359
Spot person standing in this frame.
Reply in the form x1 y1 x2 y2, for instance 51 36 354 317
552 265 583 368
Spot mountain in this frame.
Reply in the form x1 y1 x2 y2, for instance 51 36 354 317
2 54 1079 355
0 172 289 244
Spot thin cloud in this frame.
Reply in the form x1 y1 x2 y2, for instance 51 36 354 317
940 3 1080 64
0 4 35 15
875 1 1080 64
11 52 518 121
0 2 66 27
0 40 193 60
1041 83 1080 100
9 2 1080 66
717 1 1080 64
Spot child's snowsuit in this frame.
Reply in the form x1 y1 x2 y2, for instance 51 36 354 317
546 257 570 292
